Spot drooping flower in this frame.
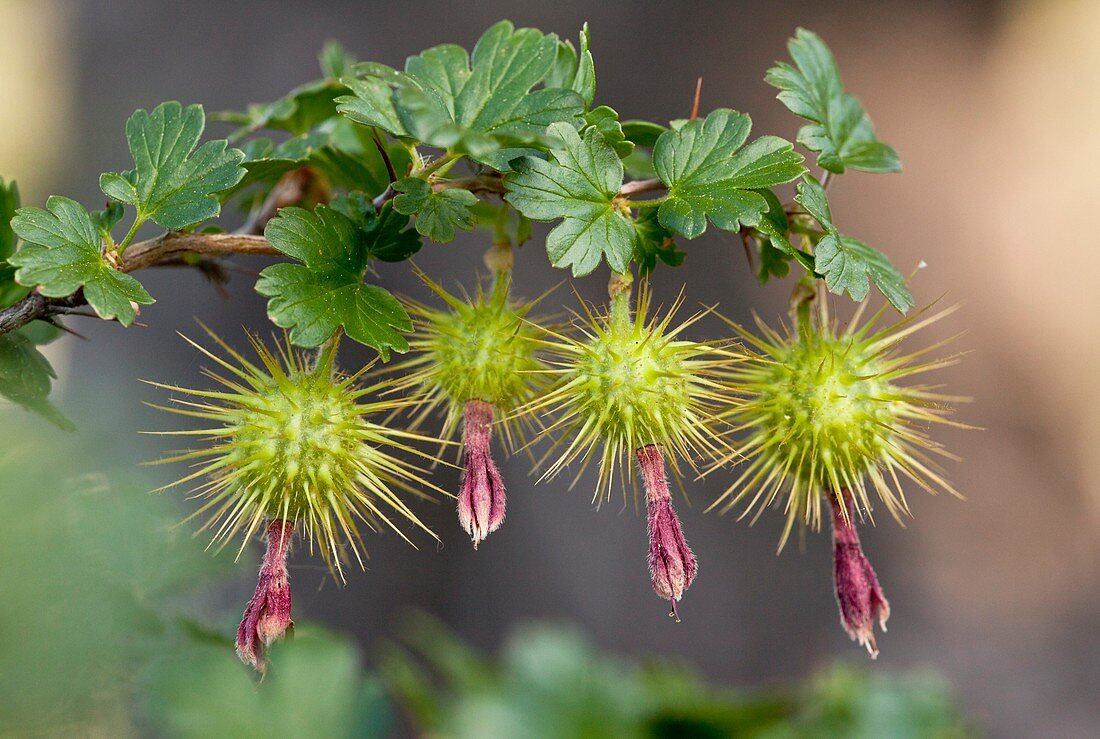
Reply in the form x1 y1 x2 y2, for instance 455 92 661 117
151 329 443 668
236 518 295 672
457 399 506 547
524 275 741 612
709 298 965 654
829 493 890 658
638 444 697 620
394 271 546 547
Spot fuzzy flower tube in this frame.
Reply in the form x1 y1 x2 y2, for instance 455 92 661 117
395 264 546 548
637 445 697 620
829 493 890 658
457 399 506 547
525 273 739 614
237 519 295 672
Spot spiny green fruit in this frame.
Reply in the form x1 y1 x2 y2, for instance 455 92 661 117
150 328 442 577
711 301 965 549
395 271 546 450
527 277 741 499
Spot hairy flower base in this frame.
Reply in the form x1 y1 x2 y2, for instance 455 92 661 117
237 519 295 673
830 494 890 658
458 400 506 548
395 273 546 452
525 282 740 500
638 445 697 618
710 303 964 548
151 330 442 578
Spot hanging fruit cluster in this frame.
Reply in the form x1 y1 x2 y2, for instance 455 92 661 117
0 22 966 672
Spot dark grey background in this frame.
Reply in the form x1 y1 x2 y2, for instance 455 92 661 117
4 1 1098 737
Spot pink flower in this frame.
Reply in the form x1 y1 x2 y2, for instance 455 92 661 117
236 519 295 672
829 494 891 658
457 400 505 548
637 444 697 619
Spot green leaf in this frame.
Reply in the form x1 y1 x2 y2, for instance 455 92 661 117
226 122 397 203
336 77 408 135
337 21 585 167
571 24 596 108
816 235 913 311
0 330 72 429
392 178 478 244
504 122 638 276
796 175 912 311
751 188 814 274
766 28 900 174
318 40 356 80
329 193 422 262
542 25 595 108
257 205 411 356
100 102 246 230
9 196 154 325
620 120 667 148
633 207 684 273
653 109 805 238
219 82 347 140
0 178 18 260
0 179 25 306
756 236 792 283
91 201 124 242
545 37 578 90
586 106 633 158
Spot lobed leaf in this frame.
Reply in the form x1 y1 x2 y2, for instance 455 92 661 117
257 204 413 356
100 102 246 230
766 28 900 174
653 109 805 239
0 330 72 429
9 196 153 325
633 207 684 273
796 175 912 311
504 122 638 276
392 178 478 244
0 178 24 306
336 21 586 168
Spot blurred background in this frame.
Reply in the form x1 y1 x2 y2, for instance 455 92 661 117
1 0 1097 736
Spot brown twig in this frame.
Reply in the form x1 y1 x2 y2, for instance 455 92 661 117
238 168 324 236
618 178 665 197
0 233 277 335
120 232 276 272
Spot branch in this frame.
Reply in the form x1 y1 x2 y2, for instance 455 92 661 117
0 232 277 335
238 167 327 236
433 174 506 196
618 178 664 197
120 233 276 272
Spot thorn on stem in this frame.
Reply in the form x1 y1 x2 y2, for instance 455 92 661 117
690 77 703 121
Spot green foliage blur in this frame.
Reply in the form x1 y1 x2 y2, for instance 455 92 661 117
381 613 972 738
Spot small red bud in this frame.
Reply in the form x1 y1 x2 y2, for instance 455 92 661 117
237 519 294 673
829 494 890 658
457 400 505 548
637 444 697 620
